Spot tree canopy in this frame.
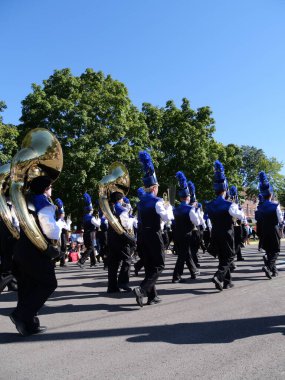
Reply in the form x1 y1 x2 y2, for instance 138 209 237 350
0 68 284 224
0 101 19 165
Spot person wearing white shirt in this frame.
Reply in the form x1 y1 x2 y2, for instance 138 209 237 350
78 193 101 269
11 175 62 336
172 171 200 283
107 191 136 293
133 151 174 307
206 161 244 291
258 171 283 278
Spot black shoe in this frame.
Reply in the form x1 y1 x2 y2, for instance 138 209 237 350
196 263 201 268
10 313 46 336
272 271 279 277
107 287 121 293
28 326 47 335
134 268 139 276
7 281 18 291
147 296 162 305
172 277 186 283
262 266 272 279
77 262 84 269
212 276 223 291
190 270 200 279
223 283 235 289
0 274 14 293
118 284 132 292
133 287 144 307
89 264 96 268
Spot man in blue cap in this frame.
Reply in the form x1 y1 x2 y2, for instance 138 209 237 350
172 171 200 283
257 171 283 278
206 161 244 291
133 151 174 307
77 193 101 268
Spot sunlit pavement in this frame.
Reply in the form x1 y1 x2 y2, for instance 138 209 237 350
1 241 284 380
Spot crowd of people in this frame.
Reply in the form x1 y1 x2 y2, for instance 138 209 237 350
0 137 284 337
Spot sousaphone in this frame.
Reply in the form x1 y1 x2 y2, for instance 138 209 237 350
98 162 135 245
0 163 20 239
10 128 63 251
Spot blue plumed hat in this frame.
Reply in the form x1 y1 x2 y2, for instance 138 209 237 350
176 171 190 198
213 160 228 193
229 185 238 203
137 187 145 200
188 180 196 203
55 198 65 215
83 192 93 212
139 151 158 187
258 171 273 197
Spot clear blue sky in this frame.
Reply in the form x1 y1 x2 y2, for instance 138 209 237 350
1 0 284 172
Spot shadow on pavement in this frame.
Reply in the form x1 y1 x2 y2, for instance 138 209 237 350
1 314 284 344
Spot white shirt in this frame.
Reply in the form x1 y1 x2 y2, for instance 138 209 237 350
91 216 101 228
229 203 245 220
276 204 283 223
119 210 136 230
206 218 212 229
38 205 61 240
190 207 200 226
155 200 174 222
197 208 206 229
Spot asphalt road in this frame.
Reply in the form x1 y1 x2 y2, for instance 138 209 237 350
0 241 284 380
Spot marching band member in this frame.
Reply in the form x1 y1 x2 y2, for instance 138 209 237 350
197 203 207 254
172 171 199 283
206 161 244 291
133 151 174 307
188 181 201 268
257 171 283 278
55 198 71 267
229 186 244 262
77 193 100 268
107 191 136 293
203 208 212 251
11 176 62 336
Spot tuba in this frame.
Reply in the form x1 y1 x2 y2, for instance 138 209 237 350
10 128 63 251
0 163 20 239
98 162 135 244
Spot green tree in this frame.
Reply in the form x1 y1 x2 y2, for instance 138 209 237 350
0 101 19 165
141 98 243 203
241 145 284 198
19 68 151 224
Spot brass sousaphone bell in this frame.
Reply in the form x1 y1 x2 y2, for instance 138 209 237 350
98 162 135 245
10 128 63 251
0 163 20 239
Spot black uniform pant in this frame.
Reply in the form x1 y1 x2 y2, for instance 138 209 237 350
12 239 57 328
173 234 197 280
265 251 279 273
107 241 131 291
79 245 96 266
134 230 144 273
212 232 235 286
190 229 200 266
140 229 165 301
